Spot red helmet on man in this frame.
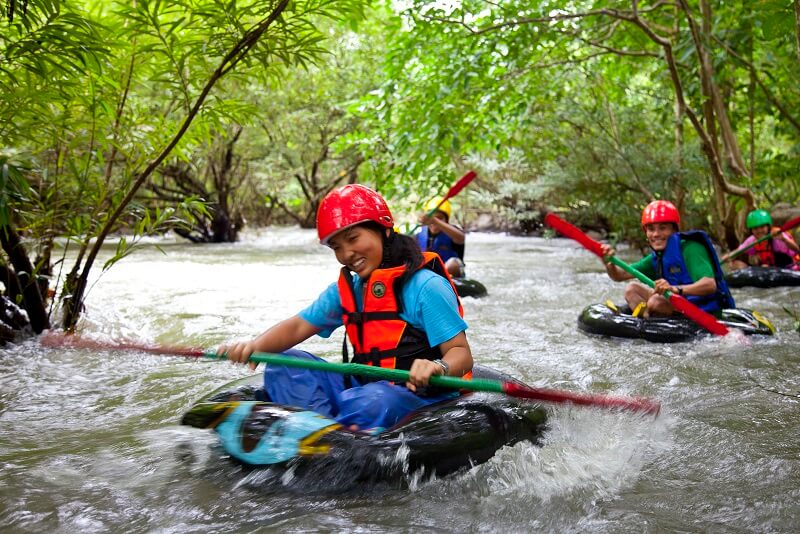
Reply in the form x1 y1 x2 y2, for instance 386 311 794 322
641 200 680 228
316 184 394 245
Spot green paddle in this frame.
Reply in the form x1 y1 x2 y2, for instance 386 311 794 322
42 332 661 415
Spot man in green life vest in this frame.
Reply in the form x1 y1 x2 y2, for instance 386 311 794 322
599 200 735 318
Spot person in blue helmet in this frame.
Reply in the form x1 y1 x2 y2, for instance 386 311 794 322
599 200 735 318
218 184 473 433
416 197 466 278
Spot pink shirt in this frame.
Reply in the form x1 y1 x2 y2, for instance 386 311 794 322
740 232 799 269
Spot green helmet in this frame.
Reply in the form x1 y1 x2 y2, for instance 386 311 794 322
746 209 772 229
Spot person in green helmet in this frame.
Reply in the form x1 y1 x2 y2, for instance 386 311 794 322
726 209 800 271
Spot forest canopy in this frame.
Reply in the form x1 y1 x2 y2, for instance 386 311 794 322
1 0 799 332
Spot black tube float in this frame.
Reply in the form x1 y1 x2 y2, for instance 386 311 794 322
725 266 800 288
181 364 547 486
452 277 488 298
577 302 775 343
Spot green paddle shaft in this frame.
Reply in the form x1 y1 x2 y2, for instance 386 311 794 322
607 256 675 296
210 351 658 413
206 350 504 393
41 333 659 414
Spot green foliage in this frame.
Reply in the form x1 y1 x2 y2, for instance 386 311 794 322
2 0 370 242
1 0 372 328
234 9 389 226
0 155 34 229
102 197 208 271
348 3 539 196
348 0 799 239
1 0 799 300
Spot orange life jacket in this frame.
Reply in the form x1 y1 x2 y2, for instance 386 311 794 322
337 251 470 383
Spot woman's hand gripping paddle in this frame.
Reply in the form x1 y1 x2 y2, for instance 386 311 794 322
42 332 661 415
721 216 800 263
407 170 477 235
544 213 730 337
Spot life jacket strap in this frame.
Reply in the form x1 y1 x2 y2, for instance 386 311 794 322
344 310 401 325
354 345 436 367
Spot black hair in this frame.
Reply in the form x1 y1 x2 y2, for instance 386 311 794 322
360 222 423 287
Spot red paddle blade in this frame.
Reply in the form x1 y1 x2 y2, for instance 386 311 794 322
781 216 800 233
444 170 477 200
544 213 604 257
668 294 729 336
503 382 661 415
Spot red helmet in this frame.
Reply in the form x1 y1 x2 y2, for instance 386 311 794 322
641 200 680 227
316 184 394 245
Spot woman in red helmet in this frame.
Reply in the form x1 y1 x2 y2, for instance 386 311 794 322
219 184 473 432
599 200 735 318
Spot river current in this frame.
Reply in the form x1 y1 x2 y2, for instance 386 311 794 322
1 228 798 532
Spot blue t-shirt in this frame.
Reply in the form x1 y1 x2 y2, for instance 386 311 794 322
299 269 467 347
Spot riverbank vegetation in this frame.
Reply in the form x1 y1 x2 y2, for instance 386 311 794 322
2 0 799 334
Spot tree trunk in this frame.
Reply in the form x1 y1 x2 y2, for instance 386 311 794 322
623 2 755 248
795 0 800 62
0 226 50 333
208 125 244 242
692 1 752 250
670 9 687 211
697 1 719 158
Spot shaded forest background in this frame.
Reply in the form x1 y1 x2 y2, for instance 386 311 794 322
1 0 799 334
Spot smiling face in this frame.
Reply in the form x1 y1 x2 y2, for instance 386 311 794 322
328 224 386 278
751 224 770 239
643 222 677 251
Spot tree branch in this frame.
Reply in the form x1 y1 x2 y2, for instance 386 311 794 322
712 35 800 134
63 0 292 330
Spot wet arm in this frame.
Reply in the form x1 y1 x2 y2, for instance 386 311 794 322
656 276 717 297
219 315 320 366
407 331 472 391
599 244 633 281
604 261 633 282
680 276 716 296
437 330 472 376
429 217 465 244
778 232 800 253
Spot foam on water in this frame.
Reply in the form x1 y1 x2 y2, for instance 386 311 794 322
3 228 799 532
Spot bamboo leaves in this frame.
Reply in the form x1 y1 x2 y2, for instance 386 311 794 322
0 156 33 229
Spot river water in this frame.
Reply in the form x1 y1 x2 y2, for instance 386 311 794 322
1 228 798 532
